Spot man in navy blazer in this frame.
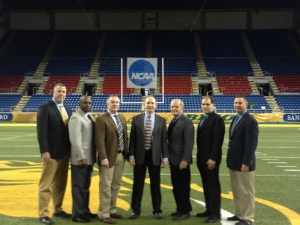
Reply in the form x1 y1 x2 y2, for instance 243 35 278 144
196 96 225 223
37 83 72 225
226 95 259 225
168 99 194 220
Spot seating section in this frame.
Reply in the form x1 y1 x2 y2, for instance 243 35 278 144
160 76 192 94
99 31 147 75
91 94 142 112
102 76 133 94
217 76 252 94
213 94 272 113
247 30 300 75
0 94 22 112
274 94 300 113
273 76 300 93
0 31 54 75
43 76 80 94
154 94 202 112
152 31 198 75
200 30 251 76
22 94 81 112
0 76 24 93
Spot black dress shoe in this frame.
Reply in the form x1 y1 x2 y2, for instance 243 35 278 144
228 215 240 221
39 216 54 225
205 215 220 223
53 211 72 218
153 212 162 219
129 212 140 219
83 212 98 219
170 211 179 216
173 213 191 220
235 220 253 225
196 211 211 217
72 215 91 223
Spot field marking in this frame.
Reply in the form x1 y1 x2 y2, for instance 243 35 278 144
260 159 279 160
284 169 300 172
267 162 288 164
276 166 297 168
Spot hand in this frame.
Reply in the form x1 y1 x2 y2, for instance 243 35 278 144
129 158 135 166
80 159 88 166
241 164 249 172
206 159 216 170
101 159 109 168
161 161 169 168
42 152 51 163
179 160 187 170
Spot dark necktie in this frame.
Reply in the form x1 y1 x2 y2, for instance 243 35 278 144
231 116 240 136
87 114 95 150
114 115 124 152
199 115 208 127
87 114 95 127
145 115 152 150
168 117 177 140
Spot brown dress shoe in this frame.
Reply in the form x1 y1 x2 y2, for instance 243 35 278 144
110 213 123 219
100 217 114 224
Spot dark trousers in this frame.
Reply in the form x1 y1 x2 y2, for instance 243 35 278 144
71 164 93 217
131 150 162 214
197 162 221 216
170 163 192 214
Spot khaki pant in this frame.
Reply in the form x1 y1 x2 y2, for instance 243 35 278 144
38 156 69 218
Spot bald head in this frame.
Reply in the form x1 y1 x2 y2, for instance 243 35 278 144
79 95 92 113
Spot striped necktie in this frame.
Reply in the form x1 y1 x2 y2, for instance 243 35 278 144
114 115 124 152
59 105 68 125
145 115 152 150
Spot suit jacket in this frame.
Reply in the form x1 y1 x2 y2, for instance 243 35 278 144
68 110 96 165
129 113 168 166
227 112 259 171
168 115 194 166
197 112 225 164
37 100 72 159
95 112 128 168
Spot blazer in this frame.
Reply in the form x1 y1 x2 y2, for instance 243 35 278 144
129 113 168 166
197 112 225 164
168 115 194 166
95 112 128 168
68 110 96 165
227 112 259 171
37 100 72 159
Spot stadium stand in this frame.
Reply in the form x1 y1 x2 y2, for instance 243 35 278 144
0 76 24 93
102 76 133 94
22 94 81 112
273 76 300 93
160 76 192 94
43 76 80 94
274 94 300 113
217 76 252 94
0 94 22 112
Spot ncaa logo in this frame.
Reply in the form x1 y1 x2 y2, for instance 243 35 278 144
128 60 155 87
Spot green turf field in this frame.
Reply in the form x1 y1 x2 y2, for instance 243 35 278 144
0 124 299 225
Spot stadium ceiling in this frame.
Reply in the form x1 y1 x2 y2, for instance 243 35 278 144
3 0 300 11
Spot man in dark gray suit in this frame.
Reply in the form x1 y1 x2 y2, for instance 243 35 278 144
227 95 259 225
129 95 168 220
196 96 225 223
69 95 97 223
168 99 194 220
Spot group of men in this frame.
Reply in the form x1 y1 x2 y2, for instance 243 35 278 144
37 83 258 225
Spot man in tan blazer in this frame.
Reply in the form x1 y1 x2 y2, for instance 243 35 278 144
69 95 97 223
95 95 128 224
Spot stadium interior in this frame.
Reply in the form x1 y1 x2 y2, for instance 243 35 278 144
0 0 300 114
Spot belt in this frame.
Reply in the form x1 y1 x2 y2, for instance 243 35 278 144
118 150 123 154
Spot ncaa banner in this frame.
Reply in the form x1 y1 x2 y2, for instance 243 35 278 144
127 58 157 88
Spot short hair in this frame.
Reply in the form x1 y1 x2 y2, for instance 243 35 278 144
54 83 66 90
235 94 248 103
202 95 214 104
170 99 184 109
145 95 157 103
107 94 119 103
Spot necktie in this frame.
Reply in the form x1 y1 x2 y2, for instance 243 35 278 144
199 115 208 127
59 105 68 125
231 116 239 136
87 114 95 127
168 117 177 140
145 115 152 150
114 115 124 152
